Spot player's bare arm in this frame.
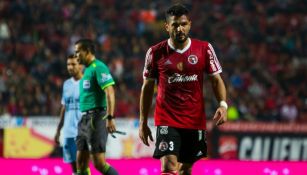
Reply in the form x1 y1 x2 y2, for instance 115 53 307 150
54 105 65 145
104 85 116 133
139 79 155 146
210 74 228 126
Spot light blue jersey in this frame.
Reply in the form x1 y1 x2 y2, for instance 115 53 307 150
61 77 82 138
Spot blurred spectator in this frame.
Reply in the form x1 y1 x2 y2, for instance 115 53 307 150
280 96 299 123
0 0 306 123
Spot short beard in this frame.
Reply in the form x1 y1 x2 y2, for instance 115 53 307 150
174 34 188 43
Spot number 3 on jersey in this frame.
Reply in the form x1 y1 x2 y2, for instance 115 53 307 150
169 141 174 151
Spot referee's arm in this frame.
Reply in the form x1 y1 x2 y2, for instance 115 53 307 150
103 85 116 133
104 85 115 117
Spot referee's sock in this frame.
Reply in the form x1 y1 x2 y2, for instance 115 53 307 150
76 167 91 175
102 163 118 175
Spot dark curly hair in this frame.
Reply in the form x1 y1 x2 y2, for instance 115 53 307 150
165 4 189 21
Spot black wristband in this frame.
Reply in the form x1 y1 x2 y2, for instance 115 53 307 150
107 114 115 120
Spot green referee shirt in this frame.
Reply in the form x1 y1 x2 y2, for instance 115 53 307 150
79 59 115 112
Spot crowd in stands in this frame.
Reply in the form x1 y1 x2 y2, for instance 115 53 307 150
0 0 306 122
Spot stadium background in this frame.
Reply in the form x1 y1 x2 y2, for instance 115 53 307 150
0 0 306 174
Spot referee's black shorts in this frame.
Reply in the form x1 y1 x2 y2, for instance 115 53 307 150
76 108 108 153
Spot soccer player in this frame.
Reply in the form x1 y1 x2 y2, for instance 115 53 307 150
139 4 228 175
54 55 90 175
74 39 118 175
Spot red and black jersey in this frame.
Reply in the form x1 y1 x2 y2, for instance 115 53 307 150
143 38 222 130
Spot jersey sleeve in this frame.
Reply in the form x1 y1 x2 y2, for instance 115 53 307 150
143 47 157 80
205 43 222 75
95 63 115 90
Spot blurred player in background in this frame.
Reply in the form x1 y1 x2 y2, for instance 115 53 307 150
54 55 91 175
74 39 118 175
139 4 228 175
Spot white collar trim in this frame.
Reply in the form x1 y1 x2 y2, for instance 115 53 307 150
167 38 191 54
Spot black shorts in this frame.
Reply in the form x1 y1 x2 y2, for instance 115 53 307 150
153 126 207 164
76 109 108 153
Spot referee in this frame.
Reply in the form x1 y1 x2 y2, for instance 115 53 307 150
74 39 118 175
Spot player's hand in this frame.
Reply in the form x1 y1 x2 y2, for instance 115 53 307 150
213 106 227 126
54 131 60 145
106 119 116 133
139 122 153 146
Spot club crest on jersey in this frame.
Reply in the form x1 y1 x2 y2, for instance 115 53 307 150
177 62 183 71
188 55 198 65
159 141 169 152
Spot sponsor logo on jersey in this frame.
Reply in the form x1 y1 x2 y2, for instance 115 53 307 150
143 48 153 78
159 141 169 152
168 73 198 83
160 126 168 135
210 59 217 72
208 44 221 70
101 73 112 82
188 55 198 64
83 80 90 89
